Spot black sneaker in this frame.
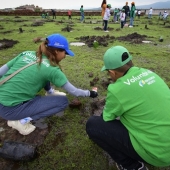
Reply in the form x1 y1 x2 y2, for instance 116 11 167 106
138 162 148 170
115 163 125 170
115 162 148 170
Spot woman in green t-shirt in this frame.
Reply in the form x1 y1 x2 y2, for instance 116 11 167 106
0 34 98 136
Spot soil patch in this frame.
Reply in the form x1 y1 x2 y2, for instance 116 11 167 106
75 34 115 47
164 26 170 28
117 32 148 44
0 39 19 50
75 32 149 47
61 25 74 32
94 26 114 31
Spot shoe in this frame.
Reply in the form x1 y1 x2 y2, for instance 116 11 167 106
0 141 37 161
7 120 36 135
115 163 124 170
45 90 66 96
138 162 148 170
115 162 148 170
129 25 133 27
104 30 109 32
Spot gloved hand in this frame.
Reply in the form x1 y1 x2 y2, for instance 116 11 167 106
90 90 98 98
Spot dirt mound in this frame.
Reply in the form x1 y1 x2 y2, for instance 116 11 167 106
75 32 149 47
75 34 115 47
117 32 147 44
94 26 114 31
0 39 19 50
61 25 73 32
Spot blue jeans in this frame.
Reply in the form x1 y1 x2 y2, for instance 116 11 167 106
80 12 84 22
103 20 108 31
130 17 134 26
114 15 117 22
0 95 68 120
0 82 68 120
148 14 152 19
86 116 146 169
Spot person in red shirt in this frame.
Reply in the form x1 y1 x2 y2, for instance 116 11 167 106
68 10 72 20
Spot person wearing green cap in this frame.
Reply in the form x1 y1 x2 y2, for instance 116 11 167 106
103 4 112 32
86 46 170 169
80 5 84 22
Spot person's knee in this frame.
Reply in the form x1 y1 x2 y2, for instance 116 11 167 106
86 116 95 128
86 116 104 139
86 116 102 131
62 96 69 108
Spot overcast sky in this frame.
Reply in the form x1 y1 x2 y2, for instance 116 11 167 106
1 0 169 9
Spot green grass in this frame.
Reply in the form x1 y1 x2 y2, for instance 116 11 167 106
0 15 170 169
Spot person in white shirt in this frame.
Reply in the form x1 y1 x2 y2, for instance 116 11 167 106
103 4 112 32
148 7 153 19
137 10 141 19
163 11 168 20
120 9 126 28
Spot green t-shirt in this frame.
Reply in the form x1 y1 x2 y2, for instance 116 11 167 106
103 67 170 166
80 7 84 13
0 51 67 106
130 5 136 17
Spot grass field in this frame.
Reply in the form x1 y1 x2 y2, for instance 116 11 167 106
0 14 170 170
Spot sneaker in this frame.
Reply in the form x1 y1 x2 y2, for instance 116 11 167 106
115 162 148 170
104 30 109 32
138 162 148 170
45 90 66 96
115 163 124 170
129 25 133 27
7 120 36 135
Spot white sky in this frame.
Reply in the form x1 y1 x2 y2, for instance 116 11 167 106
1 0 169 9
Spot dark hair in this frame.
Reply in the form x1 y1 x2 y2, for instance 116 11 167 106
101 0 107 7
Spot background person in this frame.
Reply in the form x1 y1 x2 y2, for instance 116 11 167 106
101 0 107 26
120 9 126 28
116 8 120 22
113 8 118 22
129 2 136 27
148 7 153 19
163 11 168 20
51 9 56 19
0 34 98 136
137 9 141 19
80 5 84 22
122 2 130 23
68 10 72 20
103 4 112 32
86 45 170 169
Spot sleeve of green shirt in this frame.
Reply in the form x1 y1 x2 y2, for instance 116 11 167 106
103 86 124 121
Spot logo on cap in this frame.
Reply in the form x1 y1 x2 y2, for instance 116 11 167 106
54 42 64 47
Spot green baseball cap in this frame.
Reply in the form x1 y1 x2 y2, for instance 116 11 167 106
101 46 132 71
107 4 112 8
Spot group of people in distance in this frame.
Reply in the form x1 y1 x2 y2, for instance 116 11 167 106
101 0 136 31
0 2 170 170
